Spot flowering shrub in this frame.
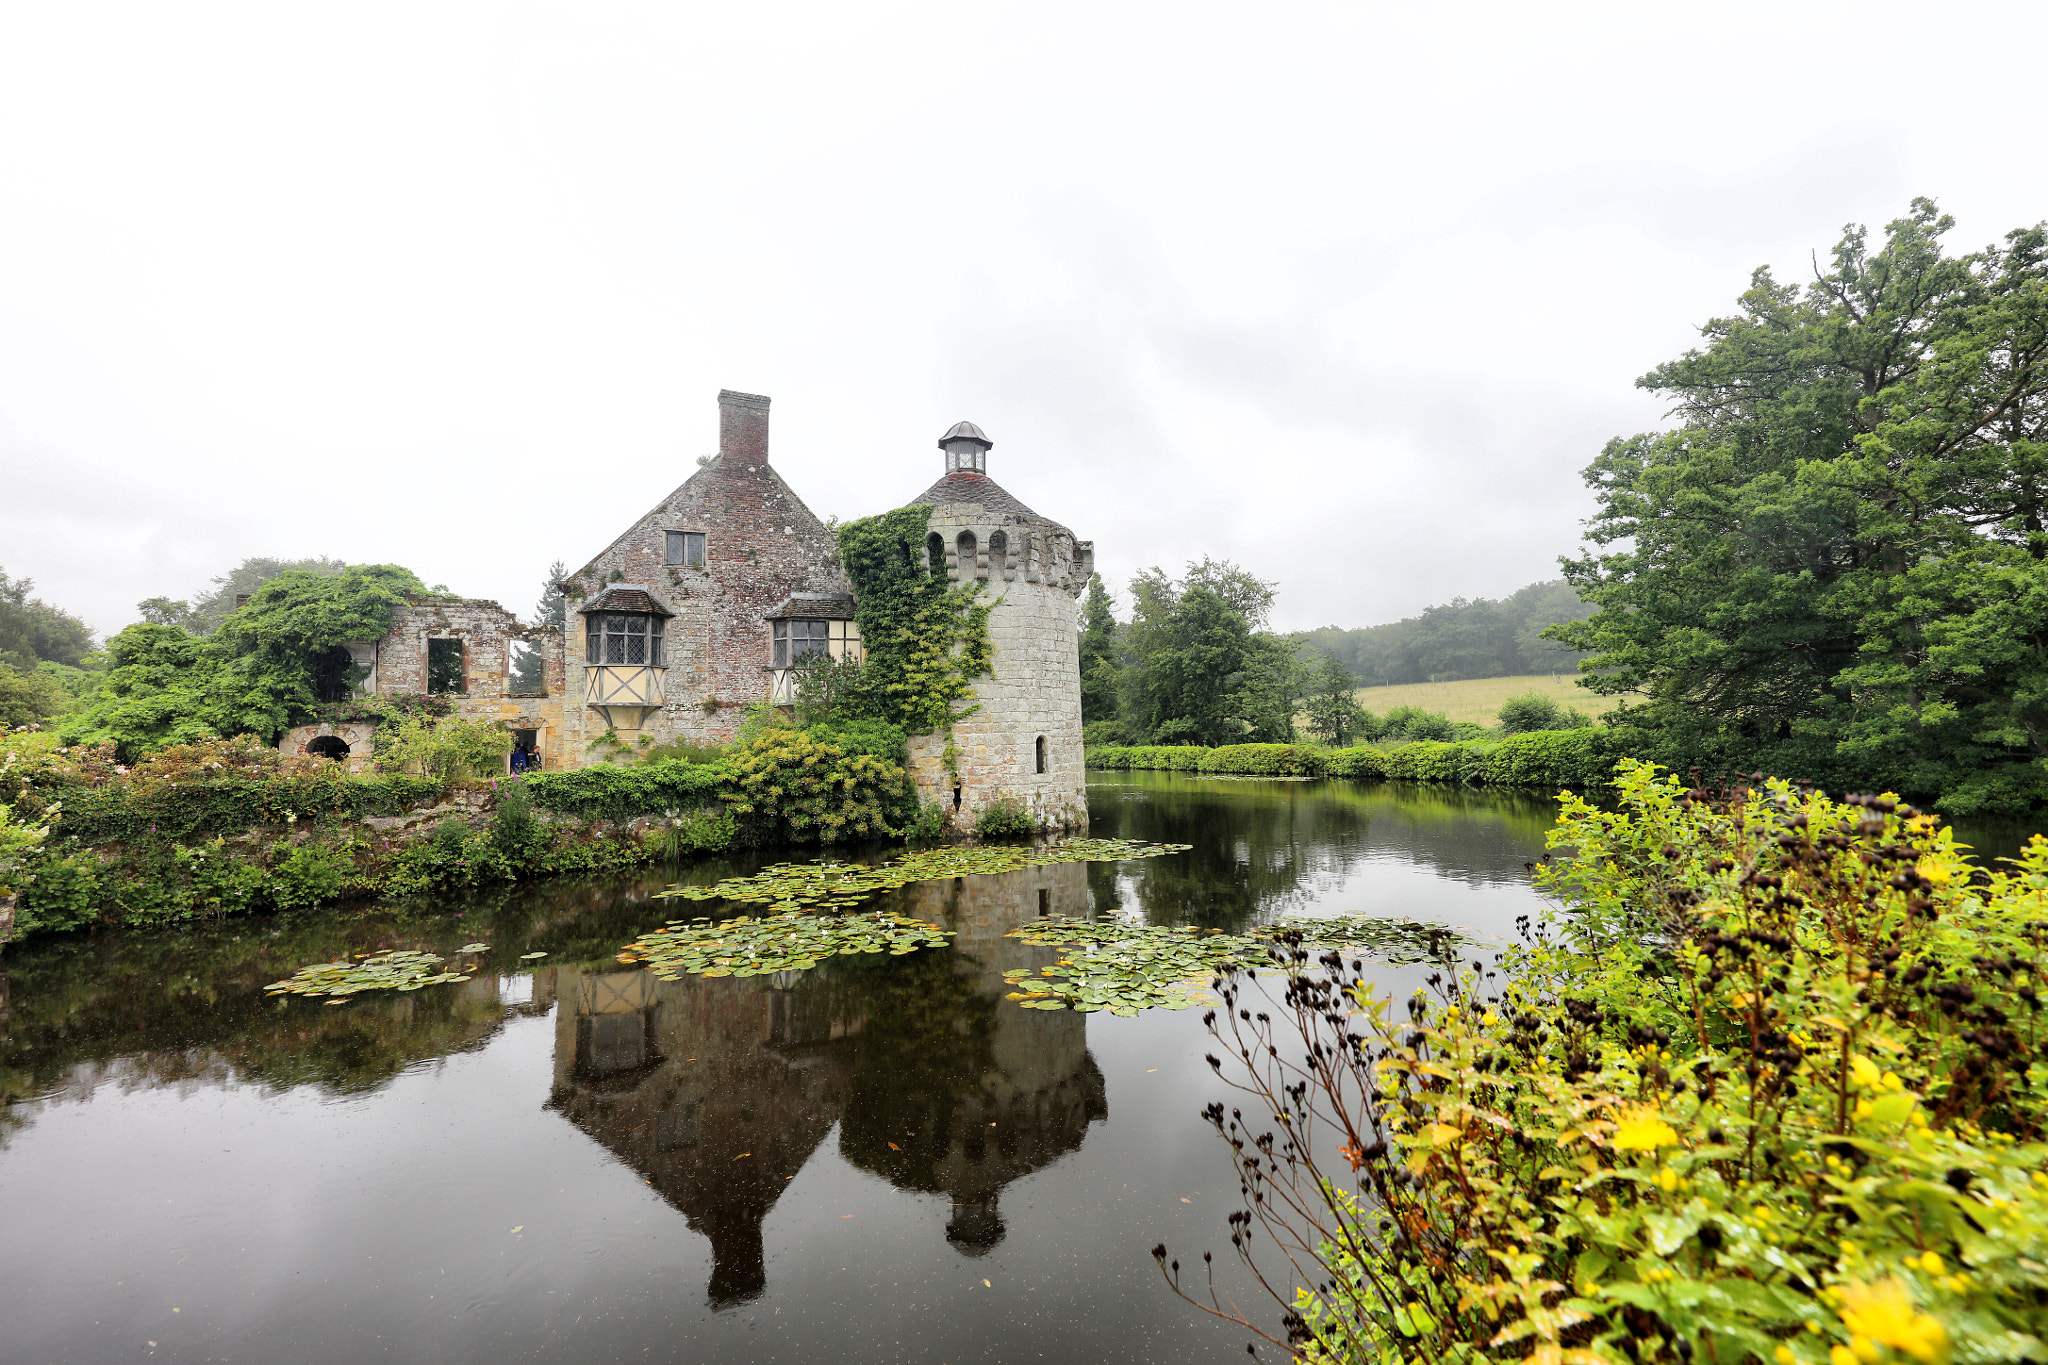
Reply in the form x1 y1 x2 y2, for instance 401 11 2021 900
1163 760 2048 1363
720 725 911 842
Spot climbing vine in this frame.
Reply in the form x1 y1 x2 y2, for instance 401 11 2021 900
836 506 995 735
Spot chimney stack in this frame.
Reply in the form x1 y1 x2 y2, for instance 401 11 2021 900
718 390 771 464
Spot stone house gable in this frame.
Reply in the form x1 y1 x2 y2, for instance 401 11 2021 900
559 390 851 746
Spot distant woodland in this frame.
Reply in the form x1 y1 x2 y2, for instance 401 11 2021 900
1298 580 1593 686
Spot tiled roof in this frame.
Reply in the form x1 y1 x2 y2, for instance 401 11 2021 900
766 593 858 621
576 586 673 617
907 471 1038 516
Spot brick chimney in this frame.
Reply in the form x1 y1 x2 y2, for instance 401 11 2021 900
718 390 771 464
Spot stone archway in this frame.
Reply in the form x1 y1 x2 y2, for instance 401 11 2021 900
307 735 350 762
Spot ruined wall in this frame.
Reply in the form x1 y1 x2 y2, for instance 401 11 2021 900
556 391 850 768
906 504 1092 829
283 597 571 774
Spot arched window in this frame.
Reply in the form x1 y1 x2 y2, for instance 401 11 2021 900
308 735 350 762
927 531 947 583
956 530 978 579
988 529 1008 579
1035 734 1047 773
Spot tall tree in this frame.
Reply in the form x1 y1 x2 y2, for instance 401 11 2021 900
1302 651 1365 746
0 568 96 672
1115 560 1289 745
1553 199 2048 811
510 559 567 695
1078 574 1119 725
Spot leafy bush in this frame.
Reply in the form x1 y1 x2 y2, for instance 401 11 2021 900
48 770 447 844
1376 705 1455 743
13 849 98 933
523 757 727 822
1323 746 1387 779
1202 744 1328 777
637 738 728 766
1170 761 2048 1363
371 714 511 780
0 660 69 727
649 804 737 859
268 838 352 908
903 797 948 841
1083 719 1130 747
1379 738 1491 782
1477 726 1611 789
720 725 910 842
973 791 1038 836
1497 690 1566 733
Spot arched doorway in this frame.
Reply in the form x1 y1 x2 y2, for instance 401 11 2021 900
307 735 350 762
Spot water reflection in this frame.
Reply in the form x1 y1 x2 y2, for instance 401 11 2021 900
1088 771 1561 938
543 863 1103 1306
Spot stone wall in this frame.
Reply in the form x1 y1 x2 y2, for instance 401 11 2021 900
906 503 1090 829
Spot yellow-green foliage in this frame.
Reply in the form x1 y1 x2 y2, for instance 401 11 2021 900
1189 760 2048 1364
720 725 910 842
371 714 512 780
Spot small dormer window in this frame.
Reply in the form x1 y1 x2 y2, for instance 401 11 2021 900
586 613 664 665
665 531 706 568
772 619 829 669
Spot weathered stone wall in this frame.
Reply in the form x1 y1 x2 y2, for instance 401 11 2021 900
906 503 1091 829
556 391 851 767
275 720 380 774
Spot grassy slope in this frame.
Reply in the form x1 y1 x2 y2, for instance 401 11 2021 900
1352 673 1607 726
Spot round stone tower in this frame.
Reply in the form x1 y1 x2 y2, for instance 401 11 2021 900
905 422 1094 830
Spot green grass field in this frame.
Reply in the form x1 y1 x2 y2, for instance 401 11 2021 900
1352 673 1610 726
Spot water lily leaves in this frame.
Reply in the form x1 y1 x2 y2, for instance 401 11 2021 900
265 950 480 1001
616 910 953 980
650 839 1191 913
519 951 548 960
457 943 490 953
998 915 1469 1014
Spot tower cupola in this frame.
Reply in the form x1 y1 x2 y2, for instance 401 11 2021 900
939 420 993 474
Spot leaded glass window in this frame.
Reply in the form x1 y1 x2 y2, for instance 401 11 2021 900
585 613 664 666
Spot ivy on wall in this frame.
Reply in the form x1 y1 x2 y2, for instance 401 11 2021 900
836 506 994 736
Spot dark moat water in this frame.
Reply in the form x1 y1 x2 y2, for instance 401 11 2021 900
2 774 2016 1363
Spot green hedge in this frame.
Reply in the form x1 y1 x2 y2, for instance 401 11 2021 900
523 760 729 822
1201 744 1327 776
49 772 452 844
1324 746 1387 779
1475 727 1610 789
41 758 734 847
1084 727 1616 790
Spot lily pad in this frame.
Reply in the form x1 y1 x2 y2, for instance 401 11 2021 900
265 950 478 1001
616 910 954 980
997 915 1469 1014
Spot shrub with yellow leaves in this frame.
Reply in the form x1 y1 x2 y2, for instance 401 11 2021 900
1157 759 2048 1363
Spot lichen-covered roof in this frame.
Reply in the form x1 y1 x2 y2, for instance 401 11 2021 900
577 586 674 617
908 471 1038 516
765 593 857 621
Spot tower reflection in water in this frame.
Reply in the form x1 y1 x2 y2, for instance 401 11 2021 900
544 861 1107 1307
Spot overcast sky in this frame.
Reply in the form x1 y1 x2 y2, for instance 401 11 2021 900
3 1 2043 640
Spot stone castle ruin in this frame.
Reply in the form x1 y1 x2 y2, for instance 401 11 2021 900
277 390 1092 828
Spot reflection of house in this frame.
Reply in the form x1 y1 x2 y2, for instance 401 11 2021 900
544 862 1102 1305
274 390 1093 824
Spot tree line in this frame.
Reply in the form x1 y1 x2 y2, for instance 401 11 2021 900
1299 579 1593 686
